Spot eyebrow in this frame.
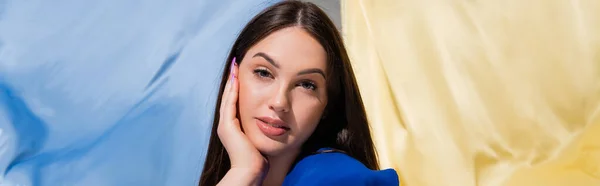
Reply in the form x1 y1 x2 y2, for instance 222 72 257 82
298 68 326 79
253 52 279 68
252 52 326 79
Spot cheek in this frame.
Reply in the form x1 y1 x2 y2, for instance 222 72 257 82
238 79 255 115
238 77 268 123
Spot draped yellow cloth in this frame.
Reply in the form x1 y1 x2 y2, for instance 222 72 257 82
341 0 600 185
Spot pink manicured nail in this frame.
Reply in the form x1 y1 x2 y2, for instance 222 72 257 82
231 57 236 79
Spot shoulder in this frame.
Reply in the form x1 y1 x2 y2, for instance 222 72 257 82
283 149 400 186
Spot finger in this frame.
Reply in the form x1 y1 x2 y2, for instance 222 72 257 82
227 57 237 93
220 58 236 113
224 65 234 95
227 61 239 118
221 58 237 120
220 81 231 118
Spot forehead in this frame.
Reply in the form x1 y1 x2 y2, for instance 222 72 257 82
245 27 327 71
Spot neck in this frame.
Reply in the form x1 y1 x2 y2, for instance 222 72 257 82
261 149 300 186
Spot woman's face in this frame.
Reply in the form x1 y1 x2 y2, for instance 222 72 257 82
237 26 328 156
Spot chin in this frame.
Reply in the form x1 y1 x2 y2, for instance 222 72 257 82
241 118 304 157
248 133 290 156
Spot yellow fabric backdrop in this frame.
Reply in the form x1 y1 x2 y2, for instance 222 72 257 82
341 0 600 185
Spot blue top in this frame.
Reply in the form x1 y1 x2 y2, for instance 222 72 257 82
283 148 400 186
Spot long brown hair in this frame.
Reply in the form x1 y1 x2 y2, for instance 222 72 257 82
199 1 379 185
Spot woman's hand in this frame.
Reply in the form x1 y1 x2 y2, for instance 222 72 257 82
217 58 269 186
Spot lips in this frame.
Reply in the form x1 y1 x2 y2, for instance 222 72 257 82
255 116 290 136
256 116 290 130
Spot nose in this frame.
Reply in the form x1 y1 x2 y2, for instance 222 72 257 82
268 86 290 113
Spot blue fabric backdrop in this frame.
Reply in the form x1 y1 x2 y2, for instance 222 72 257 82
0 0 277 185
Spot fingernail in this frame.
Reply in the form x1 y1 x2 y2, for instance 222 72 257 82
231 57 236 79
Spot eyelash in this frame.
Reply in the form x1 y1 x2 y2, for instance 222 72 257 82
252 68 318 91
253 68 273 79
299 81 317 91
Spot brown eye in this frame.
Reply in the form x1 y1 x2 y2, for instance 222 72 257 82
253 69 273 79
299 81 317 91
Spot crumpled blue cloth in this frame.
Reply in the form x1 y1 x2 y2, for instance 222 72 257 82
0 0 276 185
284 148 400 186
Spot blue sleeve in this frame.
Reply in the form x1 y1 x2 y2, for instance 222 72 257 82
283 152 400 186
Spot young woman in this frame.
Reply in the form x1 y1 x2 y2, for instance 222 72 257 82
199 1 399 185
